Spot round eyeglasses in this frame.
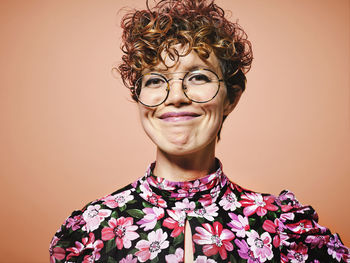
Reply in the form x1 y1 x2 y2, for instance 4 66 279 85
133 69 224 107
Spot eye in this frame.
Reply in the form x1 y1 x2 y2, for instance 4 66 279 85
144 76 166 88
187 72 211 85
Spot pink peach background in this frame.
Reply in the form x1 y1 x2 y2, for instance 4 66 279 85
0 0 349 262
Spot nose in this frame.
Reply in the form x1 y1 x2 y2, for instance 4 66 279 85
164 78 191 107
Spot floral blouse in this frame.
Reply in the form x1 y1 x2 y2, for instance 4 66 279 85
50 160 350 262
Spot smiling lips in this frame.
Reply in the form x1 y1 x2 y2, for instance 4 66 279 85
159 112 200 122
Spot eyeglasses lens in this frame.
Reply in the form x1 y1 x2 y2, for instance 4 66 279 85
135 69 220 107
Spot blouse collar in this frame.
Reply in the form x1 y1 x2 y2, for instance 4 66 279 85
137 158 229 207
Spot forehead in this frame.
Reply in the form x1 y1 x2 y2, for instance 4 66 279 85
145 44 221 74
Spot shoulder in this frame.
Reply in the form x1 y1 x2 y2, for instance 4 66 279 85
49 181 140 262
234 185 318 221
229 182 349 262
273 189 349 262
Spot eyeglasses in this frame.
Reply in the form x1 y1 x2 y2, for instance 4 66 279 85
133 69 224 107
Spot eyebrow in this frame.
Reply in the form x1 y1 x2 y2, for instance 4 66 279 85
145 65 214 74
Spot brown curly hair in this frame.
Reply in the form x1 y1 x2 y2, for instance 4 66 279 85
118 0 253 104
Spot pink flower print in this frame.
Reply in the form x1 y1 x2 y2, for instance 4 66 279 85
120 254 138 263
279 212 295 223
218 173 227 188
280 204 294 213
101 217 139 249
278 190 296 200
209 184 221 197
193 221 235 260
82 204 111 232
188 203 219 221
140 184 167 208
287 242 308 263
246 230 273 262
102 190 134 208
234 239 261 263
173 198 196 212
305 235 329 249
135 229 169 262
314 221 328 234
178 180 201 197
228 213 250 238
131 180 138 188
148 176 176 191
163 210 186 237
327 234 349 262
82 255 95 263
276 191 300 212
194 255 217 263
229 181 244 193
280 252 289 263
49 236 65 263
199 189 219 207
137 207 164 231
187 180 202 193
206 172 219 185
66 233 103 261
286 219 313 234
66 241 84 260
82 252 105 263
219 190 241 211
240 193 278 217
81 233 104 261
165 247 184 263
262 219 286 248
65 214 85 231
198 194 214 207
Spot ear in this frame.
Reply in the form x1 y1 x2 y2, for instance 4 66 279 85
223 85 243 116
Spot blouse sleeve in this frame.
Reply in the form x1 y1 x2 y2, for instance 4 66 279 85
49 207 97 263
276 190 350 263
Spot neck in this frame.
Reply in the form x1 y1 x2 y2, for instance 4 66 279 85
153 140 217 182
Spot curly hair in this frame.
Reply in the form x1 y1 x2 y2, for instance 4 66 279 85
118 0 253 103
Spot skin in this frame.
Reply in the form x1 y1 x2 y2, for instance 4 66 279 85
138 45 242 182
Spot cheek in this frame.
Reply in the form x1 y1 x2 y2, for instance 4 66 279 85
203 93 227 121
200 93 228 131
198 104 225 140
138 106 160 139
138 107 152 130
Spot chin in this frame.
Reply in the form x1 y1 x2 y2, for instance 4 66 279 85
159 145 196 156
154 136 217 157
142 118 220 157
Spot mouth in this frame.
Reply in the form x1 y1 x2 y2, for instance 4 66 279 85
159 111 201 122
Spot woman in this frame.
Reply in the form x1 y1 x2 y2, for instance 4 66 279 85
50 0 349 262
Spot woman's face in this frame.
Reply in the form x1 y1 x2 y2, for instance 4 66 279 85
137 46 239 157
